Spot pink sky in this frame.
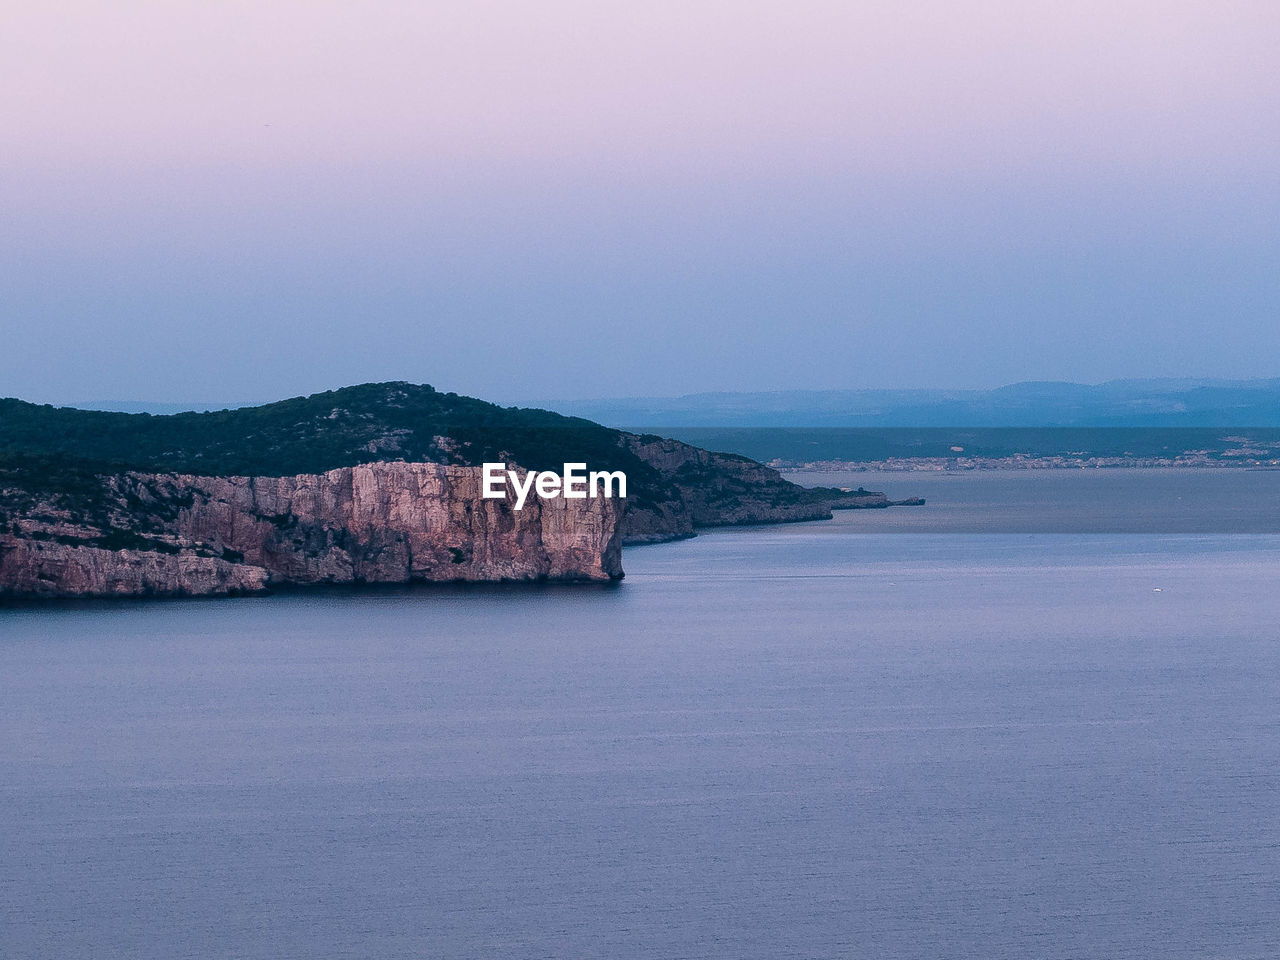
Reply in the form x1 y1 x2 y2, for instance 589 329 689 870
6 1 1276 176
2 1 1279 403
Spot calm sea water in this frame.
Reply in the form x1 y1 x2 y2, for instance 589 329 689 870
4 471 1280 959
804 466 1280 533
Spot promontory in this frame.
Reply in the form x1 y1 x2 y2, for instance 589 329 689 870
0 383 908 599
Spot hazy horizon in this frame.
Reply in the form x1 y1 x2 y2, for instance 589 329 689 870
12 371 1280 409
14 375 1280 429
4 2 1279 404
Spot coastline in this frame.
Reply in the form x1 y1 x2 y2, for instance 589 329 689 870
778 458 1280 473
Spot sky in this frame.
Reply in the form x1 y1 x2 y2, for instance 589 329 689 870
2 0 1278 407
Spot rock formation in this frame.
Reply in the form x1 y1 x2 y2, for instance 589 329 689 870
617 435 849 542
0 463 621 599
0 382 919 600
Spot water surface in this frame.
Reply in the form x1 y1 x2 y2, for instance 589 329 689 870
4 474 1280 959
801 466 1280 533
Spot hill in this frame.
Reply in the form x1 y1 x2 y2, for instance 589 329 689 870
0 383 899 598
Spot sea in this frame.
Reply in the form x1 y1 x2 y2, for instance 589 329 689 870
3 469 1279 959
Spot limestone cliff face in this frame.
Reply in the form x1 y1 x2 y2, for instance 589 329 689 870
0 539 270 599
0 462 622 599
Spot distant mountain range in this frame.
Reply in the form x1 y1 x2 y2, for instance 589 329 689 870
555 379 1280 427
67 378 1280 427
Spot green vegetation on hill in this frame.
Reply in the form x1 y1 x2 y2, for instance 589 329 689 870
0 383 687 517
0 383 653 476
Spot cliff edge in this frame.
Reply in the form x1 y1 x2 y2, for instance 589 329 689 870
1 463 621 598
0 383 909 599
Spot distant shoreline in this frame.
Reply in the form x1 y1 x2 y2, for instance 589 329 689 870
779 458 1280 473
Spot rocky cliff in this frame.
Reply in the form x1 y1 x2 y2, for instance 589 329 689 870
0 382 917 599
0 463 621 599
